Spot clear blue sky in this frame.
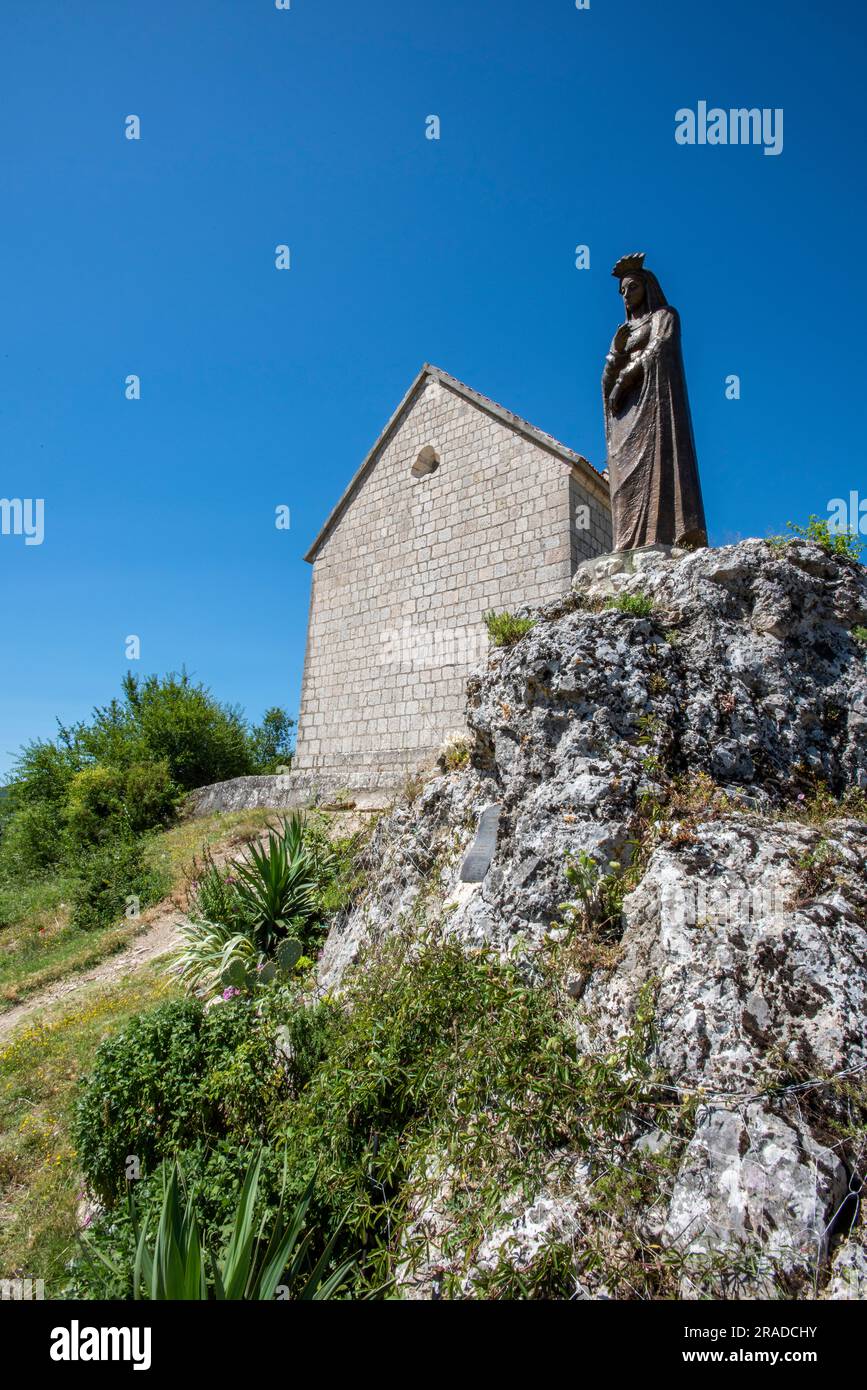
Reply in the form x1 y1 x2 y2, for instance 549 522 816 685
2 0 865 778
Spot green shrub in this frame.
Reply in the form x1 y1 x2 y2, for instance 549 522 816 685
70 993 337 1296
74 933 661 1295
122 760 181 833
853 626 867 646
6 739 81 808
53 671 255 792
483 610 536 647
74 997 289 1202
65 765 128 850
0 799 65 878
604 591 654 617
69 833 171 931
785 515 864 561
279 936 658 1288
248 707 296 775
0 677 295 910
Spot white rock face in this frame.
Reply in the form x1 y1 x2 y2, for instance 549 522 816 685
664 1105 847 1297
318 540 867 1297
582 819 867 1090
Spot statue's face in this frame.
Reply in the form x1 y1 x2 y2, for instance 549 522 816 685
620 276 645 312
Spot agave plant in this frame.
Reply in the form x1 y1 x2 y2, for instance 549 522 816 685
172 915 260 996
87 1152 355 1300
232 814 324 955
172 815 335 994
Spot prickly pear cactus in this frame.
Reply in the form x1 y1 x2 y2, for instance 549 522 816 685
276 938 303 974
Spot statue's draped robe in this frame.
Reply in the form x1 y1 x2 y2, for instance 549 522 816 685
604 306 707 551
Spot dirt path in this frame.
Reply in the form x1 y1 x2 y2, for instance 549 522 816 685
0 825 279 1046
0 902 187 1045
0 810 374 1046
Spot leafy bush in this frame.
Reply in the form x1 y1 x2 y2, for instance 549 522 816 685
0 673 294 934
61 672 254 791
65 766 128 850
188 849 243 929
278 936 658 1289
0 799 65 878
74 932 661 1296
122 760 181 834
70 994 338 1297
483 610 536 647
74 997 289 1202
604 591 654 617
785 514 864 561
248 708 296 774
6 739 81 808
853 626 867 646
70 834 171 931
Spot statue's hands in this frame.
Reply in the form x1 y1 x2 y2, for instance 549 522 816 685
610 359 642 412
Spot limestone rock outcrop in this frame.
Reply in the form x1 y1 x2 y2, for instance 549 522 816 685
318 539 867 1298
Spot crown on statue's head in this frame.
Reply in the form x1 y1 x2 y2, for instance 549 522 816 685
611 252 646 279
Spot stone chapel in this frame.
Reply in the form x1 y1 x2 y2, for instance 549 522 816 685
291 363 612 801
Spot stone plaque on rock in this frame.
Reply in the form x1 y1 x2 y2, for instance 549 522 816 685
460 803 501 883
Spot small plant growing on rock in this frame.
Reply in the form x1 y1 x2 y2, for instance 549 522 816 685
783 515 864 561
399 771 425 804
552 851 626 972
604 591 654 617
789 838 839 906
483 610 536 647
782 780 867 829
438 731 471 771
853 626 867 646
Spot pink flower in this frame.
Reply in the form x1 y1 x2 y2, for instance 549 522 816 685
222 986 241 1001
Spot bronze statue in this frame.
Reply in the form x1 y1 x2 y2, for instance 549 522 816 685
602 253 708 551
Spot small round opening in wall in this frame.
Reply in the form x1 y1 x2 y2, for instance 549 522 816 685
411 445 440 478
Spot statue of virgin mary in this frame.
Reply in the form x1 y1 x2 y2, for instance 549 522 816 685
602 253 708 551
